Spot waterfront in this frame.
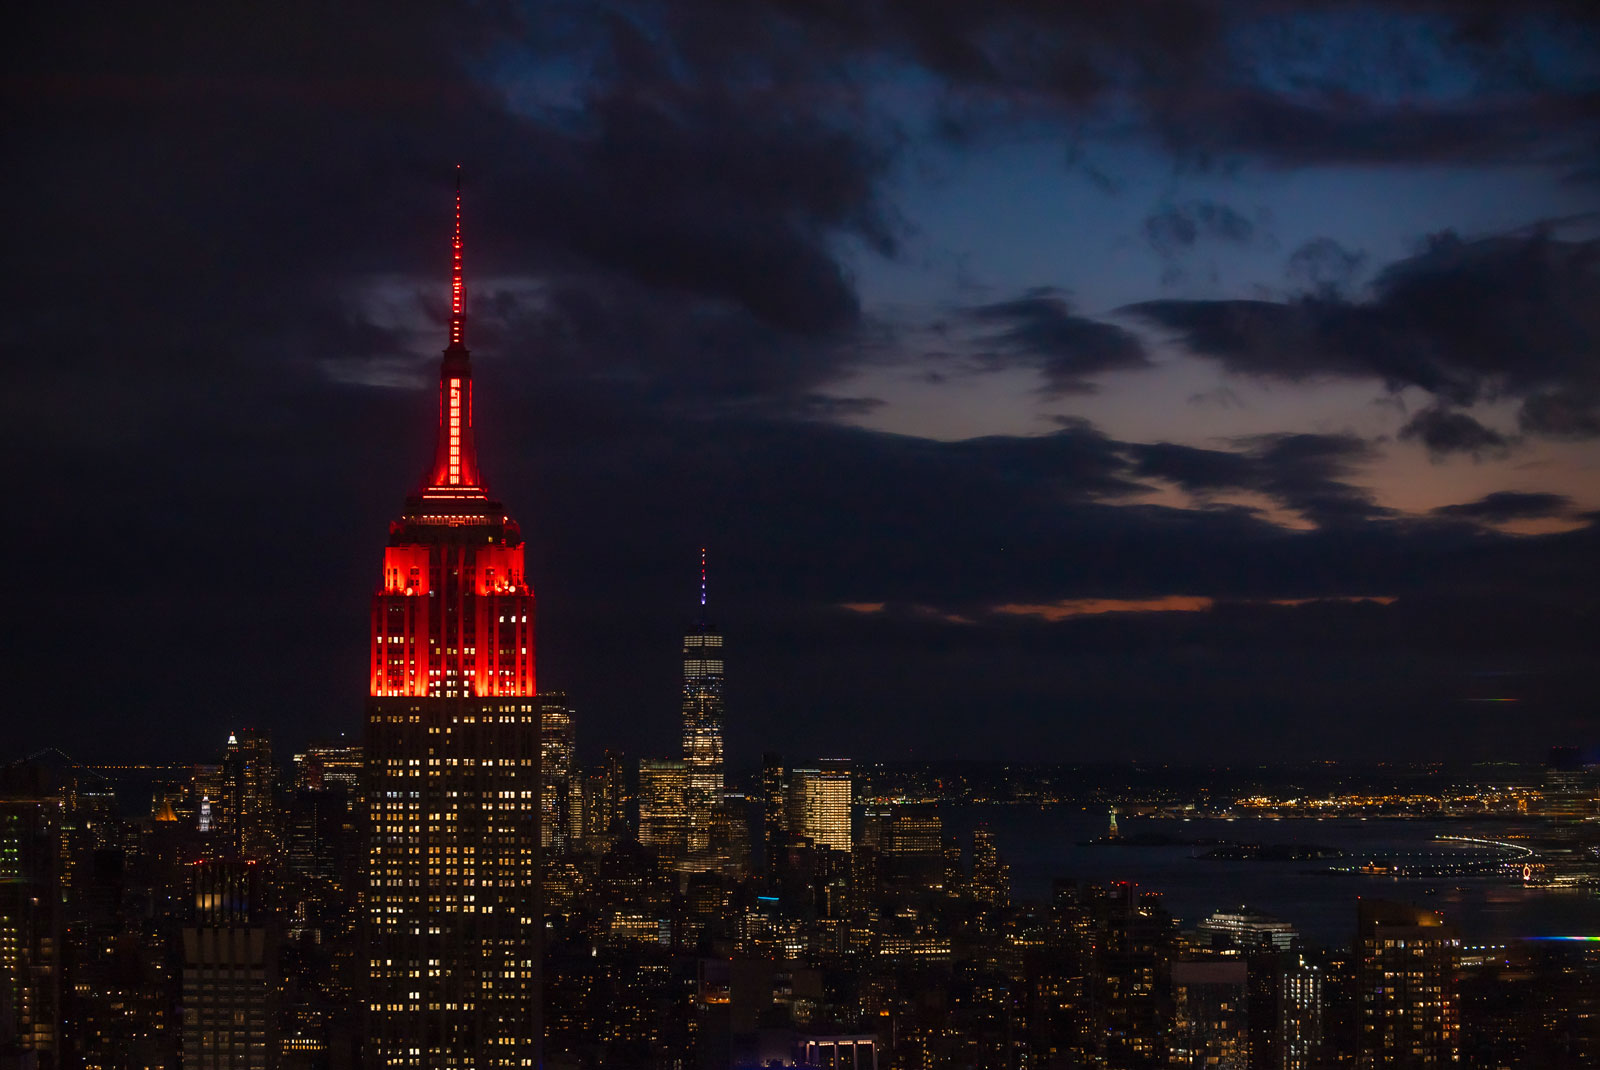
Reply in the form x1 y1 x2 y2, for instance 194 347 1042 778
946 806 1600 948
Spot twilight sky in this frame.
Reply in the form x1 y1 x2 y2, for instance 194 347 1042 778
4 1 1598 765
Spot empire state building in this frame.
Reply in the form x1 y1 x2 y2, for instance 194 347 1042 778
364 173 542 1067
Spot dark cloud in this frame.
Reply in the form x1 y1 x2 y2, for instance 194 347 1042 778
472 275 864 410
4 1 1598 766
1144 83 1600 171
1144 200 1258 255
1398 405 1514 459
1144 200 1264 285
1518 387 1600 439
1125 231 1600 440
491 81 894 337
1128 433 1389 525
1433 491 1574 522
3 0 898 448
965 288 1151 396
1286 237 1366 294
781 2 1600 172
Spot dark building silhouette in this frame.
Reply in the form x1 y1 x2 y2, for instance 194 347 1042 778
1356 900 1459 1067
182 860 275 1070
0 761 63 1070
761 753 786 875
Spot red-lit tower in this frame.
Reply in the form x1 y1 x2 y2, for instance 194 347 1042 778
364 171 542 1068
368 173 535 700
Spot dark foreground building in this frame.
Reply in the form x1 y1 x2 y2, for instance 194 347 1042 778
364 174 542 1068
1357 899 1460 1067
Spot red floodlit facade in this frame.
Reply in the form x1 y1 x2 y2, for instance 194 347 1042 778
368 177 535 700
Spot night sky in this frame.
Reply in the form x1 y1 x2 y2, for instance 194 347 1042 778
5 2 1598 766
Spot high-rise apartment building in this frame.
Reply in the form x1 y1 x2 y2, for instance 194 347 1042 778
1169 960 1250 1068
682 551 724 855
787 760 852 852
1268 952 1324 1070
363 173 542 1068
1356 900 1459 1067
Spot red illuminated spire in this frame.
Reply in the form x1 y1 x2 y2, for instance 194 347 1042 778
449 164 465 350
424 166 483 495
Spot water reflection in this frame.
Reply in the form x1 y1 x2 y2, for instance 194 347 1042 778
943 806 1600 947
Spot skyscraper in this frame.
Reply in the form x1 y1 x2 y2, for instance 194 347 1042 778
363 172 542 1068
761 753 786 874
787 760 852 852
970 827 1010 912
638 759 689 866
1356 900 1460 1067
181 860 275 1070
580 750 625 852
219 729 276 860
682 550 725 855
540 693 576 854
1168 960 1249 1068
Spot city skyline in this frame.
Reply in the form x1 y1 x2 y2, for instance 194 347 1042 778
5 2 1599 767
5 7 1599 1066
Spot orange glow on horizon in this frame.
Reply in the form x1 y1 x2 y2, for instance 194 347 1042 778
992 596 1215 620
988 593 1399 621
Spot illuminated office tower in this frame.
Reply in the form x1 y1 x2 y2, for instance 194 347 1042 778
862 802 944 893
1540 746 1596 822
541 694 576 854
363 173 542 1068
706 796 752 878
970 827 1010 911
220 729 276 859
0 761 63 1070
1356 900 1460 1067
181 860 275 1070
638 759 689 865
682 550 724 854
581 751 625 851
291 742 363 793
761 753 786 872
787 760 852 851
